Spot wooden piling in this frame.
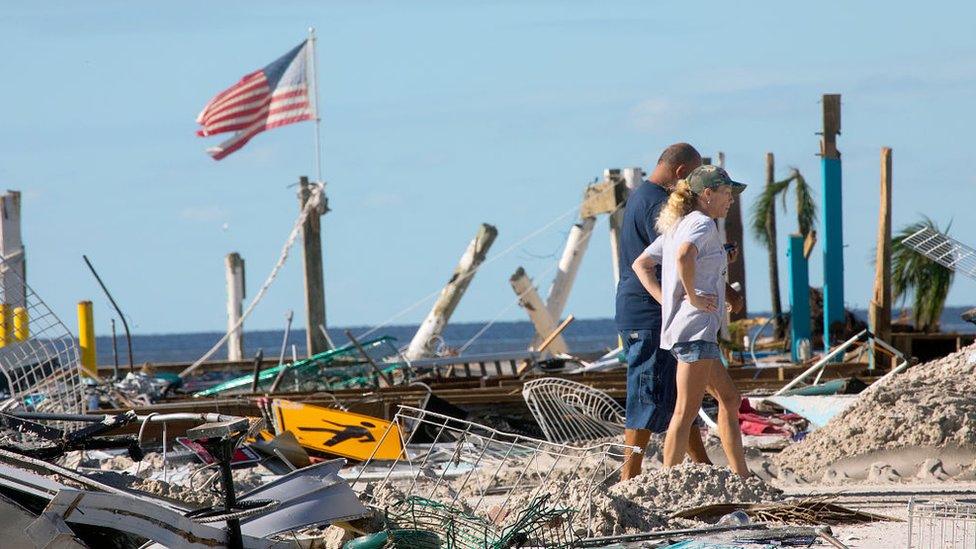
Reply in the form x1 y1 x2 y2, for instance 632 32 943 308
601 169 631 286
510 267 569 355
405 223 499 360
299 176 330 356
0 191 26 311
722 152 748 321
714 153 731 339
225 252 245 361
765 153 785 339
546 217 595 322
870 147 893 369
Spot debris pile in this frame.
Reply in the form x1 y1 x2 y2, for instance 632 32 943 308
509 463 781 536
776 343 976 481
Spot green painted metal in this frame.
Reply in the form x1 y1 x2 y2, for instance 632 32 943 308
820 157 845 353
787 234 811 363
192 336 396 397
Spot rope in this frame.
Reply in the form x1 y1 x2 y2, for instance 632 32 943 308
356 202 581 340
179 183 325 379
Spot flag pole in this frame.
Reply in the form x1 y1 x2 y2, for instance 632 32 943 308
308 26 323 183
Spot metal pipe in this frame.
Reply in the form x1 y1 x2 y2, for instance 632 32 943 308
772 330 868 396
82 255 134 373
249 348 264 393
269 311 294 393
111 318 120 380
345 329 393 387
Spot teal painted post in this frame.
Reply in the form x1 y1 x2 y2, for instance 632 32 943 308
821 157 844 349
787 235 810 363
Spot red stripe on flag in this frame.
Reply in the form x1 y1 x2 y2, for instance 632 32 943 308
208 112 314 160
200 71 268 116
197 72 268 122
197 97 273 136
199 88 271 125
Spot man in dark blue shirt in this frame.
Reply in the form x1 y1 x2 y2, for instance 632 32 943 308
616 143 711 480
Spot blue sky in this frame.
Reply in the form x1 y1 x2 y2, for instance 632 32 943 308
3 1 975 335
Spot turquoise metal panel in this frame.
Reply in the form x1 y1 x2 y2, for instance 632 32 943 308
820 157 844 351
787 235 811 363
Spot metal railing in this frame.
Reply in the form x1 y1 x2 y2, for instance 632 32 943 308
908 498 976 548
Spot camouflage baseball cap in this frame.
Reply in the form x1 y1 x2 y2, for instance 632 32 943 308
686 165 747 195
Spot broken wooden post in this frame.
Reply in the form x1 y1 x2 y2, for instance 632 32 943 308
870 147 893 369
584 170 629 286
225 252 245 361
299 176 330 356
819 93 845 351
405 223 498 360
546 217 595 322
723 152 748 322
0 191 26 312
510 267 568 355
765 153 785 340
711 154 731 340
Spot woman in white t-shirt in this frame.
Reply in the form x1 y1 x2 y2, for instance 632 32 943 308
631 165 749 478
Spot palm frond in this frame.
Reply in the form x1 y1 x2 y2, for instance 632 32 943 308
749 179 790 247
789 169 817 237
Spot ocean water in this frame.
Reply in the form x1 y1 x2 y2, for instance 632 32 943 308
94 306 975 366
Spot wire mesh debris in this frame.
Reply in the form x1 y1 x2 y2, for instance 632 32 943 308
0 262 84 417
353 405 635 546
902 227 976 281
521 377 625 443
908 498 976 549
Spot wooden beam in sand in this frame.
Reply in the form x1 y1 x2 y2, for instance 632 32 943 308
510 266 568 355
546 216 595 322
722 153 748 322
870 147 893 369
405 223 498 360
0 191 25 310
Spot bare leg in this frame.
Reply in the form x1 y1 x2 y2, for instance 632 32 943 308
662 360 708 468
703 360 749 477
686 426 712 464
622 428 651 480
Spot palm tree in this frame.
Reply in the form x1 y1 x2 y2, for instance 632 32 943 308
891 217 954 332
750 159 817 340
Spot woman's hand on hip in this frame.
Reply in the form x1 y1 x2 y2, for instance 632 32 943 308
687 292 718 313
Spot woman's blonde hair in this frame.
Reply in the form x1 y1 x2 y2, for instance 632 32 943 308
655 179 697 233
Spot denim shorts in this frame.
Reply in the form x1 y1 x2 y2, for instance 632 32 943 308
670 340 721 363
621 328 677 433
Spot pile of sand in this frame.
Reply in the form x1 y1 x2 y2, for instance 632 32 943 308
775 343 976 481
589 464 779 535
507 463 779 536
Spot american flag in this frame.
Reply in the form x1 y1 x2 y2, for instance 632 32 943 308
197 40 316 160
